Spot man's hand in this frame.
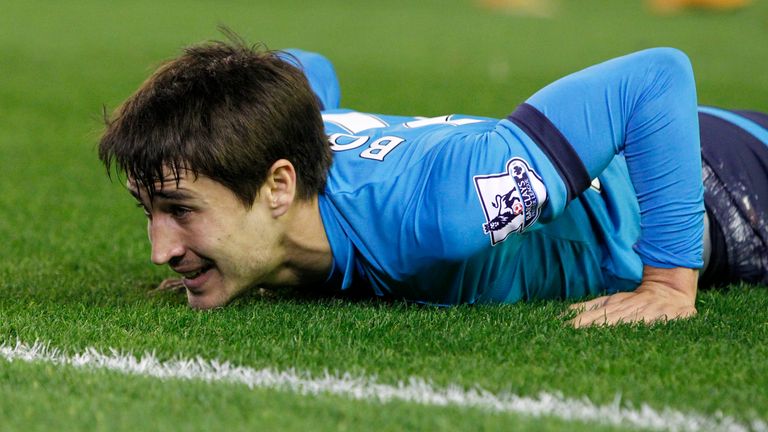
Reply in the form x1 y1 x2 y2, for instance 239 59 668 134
149 277 186 294
569 266 698 328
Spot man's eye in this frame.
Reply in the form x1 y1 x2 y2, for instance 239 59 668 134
169 206 192 219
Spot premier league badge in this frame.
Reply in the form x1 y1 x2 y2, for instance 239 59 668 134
473 157 548 245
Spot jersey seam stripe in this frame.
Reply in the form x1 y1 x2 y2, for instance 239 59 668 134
507 103 590 202
698 106 768 147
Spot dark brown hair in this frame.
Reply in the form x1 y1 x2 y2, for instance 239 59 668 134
99 34 331 206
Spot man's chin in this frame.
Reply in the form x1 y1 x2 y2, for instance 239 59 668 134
186 291 230 309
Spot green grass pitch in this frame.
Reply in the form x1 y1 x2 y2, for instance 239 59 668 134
1 0 767 430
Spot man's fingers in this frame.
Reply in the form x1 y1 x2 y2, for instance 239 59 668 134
572 305 697 328
573 305 645 327
571 303 638 327
642 306 697 322
149 277 186 294
566 296 621 323
568 292 635 313
568 296 610 312
603 292 635 306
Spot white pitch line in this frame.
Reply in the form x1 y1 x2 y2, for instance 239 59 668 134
0 340 764 432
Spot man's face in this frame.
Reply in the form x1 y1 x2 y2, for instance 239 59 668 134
129 172 282 309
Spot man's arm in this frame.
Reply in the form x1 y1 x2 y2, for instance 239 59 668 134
279 49 342 110
507 48 704 326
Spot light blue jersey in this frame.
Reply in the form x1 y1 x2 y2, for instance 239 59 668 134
285 48 704 305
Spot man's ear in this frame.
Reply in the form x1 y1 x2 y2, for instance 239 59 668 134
265 159 297 218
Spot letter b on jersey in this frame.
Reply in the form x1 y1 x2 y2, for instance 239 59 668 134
360 137 405 161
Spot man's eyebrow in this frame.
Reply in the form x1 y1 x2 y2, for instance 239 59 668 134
153 189 195 201
125 182 195 203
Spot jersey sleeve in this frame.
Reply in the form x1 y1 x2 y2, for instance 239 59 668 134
279 48 341 110
510 47 704 269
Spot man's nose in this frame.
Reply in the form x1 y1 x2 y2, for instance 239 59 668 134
148 218 185 265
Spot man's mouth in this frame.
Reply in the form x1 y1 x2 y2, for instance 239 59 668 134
178 263 216 293
181 264 214 280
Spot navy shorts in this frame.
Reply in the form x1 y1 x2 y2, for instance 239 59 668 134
699 108 768 287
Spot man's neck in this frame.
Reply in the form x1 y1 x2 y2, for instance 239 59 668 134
272 196 333 288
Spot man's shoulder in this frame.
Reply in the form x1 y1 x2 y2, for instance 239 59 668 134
321 109 496 139
321 109 498 192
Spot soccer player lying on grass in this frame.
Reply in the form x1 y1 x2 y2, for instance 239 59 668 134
98 38 768 327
